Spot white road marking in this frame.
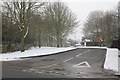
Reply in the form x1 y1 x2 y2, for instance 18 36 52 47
63 73 68 75
29 69 36 71
40 65 53 68
73 61 91 68
83 76 87 78
53 64 57 66
76 53 83 57
36 71 43 74
48 71 53 73
66 74 71 76
83 50 90 53
84 51 87 53
22 70 27 72
63 57 74 62
40 64 57 68
54 71 60 74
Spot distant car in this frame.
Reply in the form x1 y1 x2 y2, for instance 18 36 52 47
75 44 81 47
119 55 120 57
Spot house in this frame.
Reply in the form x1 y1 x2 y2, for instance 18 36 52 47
83 36 103 46
83 39 91 46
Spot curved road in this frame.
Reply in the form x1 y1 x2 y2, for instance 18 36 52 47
2 48 119 78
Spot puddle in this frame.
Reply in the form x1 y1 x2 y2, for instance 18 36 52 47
41 59 55 61
54 68 65 71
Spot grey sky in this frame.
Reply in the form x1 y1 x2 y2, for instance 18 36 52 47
2 0 119 42
59 0 119 42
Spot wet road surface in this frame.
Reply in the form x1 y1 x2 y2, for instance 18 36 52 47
2 48 119 78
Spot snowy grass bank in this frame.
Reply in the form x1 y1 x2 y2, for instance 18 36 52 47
77 46 107 49
0 47 76 61
104 48 118 74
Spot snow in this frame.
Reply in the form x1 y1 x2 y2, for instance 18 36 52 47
77 46 107 49
0 47 76 61
84 39 91 42
118 50 120 75
24 27 29 38
104 48 118 73
0 46 119 73
78 46 118 73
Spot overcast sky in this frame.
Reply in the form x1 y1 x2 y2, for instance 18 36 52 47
2 0 119 42
58 0 119 42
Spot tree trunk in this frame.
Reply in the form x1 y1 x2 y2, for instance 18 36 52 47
50 38 52 47
38 32 41 48
21 30 25 52
60 38 62 47
57 32 59 47
49 34 52 47
7 42 11 52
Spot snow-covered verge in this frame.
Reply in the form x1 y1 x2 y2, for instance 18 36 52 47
77 46 107 49
118 50 120 75
0 47 76 61
78 46 119 73
104 48 118 74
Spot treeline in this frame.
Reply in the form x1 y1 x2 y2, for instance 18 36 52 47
82 9 119 47
2 1 78 52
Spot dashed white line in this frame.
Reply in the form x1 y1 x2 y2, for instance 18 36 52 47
76 53 83 57
63 57 74 62
83 76 87 78
66 74 72 76
48 71 53 73
22 70 27 72
29 69 35 70
84 51 87 53
35 71 43 74
40 64 57 68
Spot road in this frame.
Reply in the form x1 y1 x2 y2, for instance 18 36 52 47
2 48 119 78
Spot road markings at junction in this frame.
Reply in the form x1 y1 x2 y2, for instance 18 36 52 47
73 61 91 68
29 69 36 71
66 74 72 76
35 71 43 74
40 64 57 68
83 50 90 53
76 53 82 57
63 57 74 62
22 68 36 72
48 71 54 73
84 51 87 53
22 70 27 72
83 76 87 78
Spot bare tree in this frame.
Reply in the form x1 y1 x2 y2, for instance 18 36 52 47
83 10 118 47
2 0 45 52
83 11 104 40
45 2 79 47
